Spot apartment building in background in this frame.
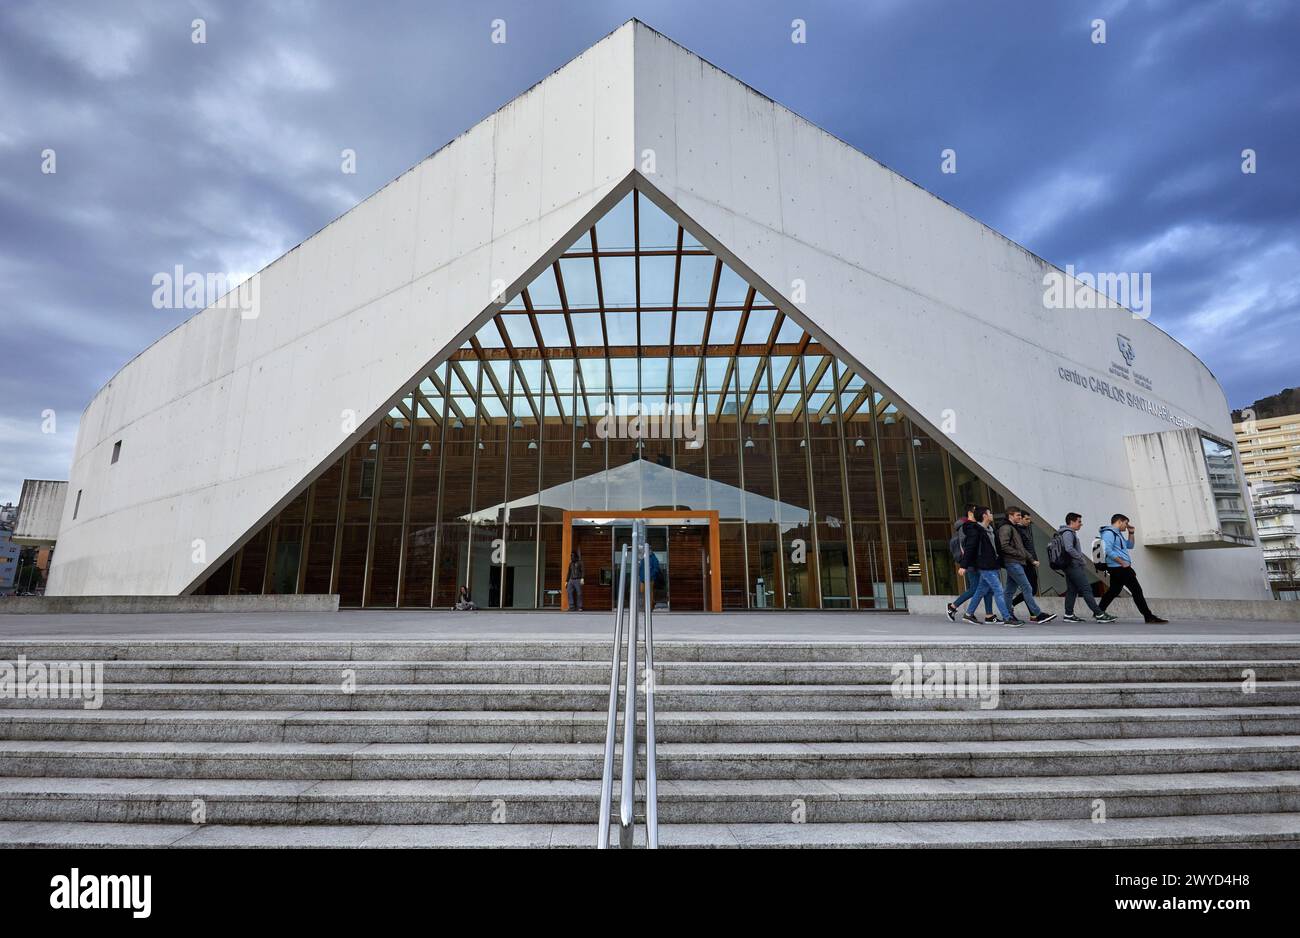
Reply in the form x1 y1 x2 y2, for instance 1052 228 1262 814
1251 481 1300 600
1235 412 1300 487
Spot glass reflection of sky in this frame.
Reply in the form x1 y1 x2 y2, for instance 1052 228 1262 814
481 190 787 357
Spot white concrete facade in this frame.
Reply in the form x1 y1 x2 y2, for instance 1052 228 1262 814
48 21 1267 600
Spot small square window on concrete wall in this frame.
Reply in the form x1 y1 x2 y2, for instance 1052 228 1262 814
111 441 122 464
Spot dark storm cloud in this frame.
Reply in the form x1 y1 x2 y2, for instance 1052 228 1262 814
1 0 1297 504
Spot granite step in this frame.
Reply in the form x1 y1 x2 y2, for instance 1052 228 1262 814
5 706 1300 744
4 640 1300 664
2 681 1295 711
3 812 1299 847
1 771 1298 825
2 736 1298 782
25 658 1300 686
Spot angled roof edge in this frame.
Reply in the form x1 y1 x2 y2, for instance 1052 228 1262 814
626 20 1217 386
629 173 1037 528
92 20 645 407
95 17 1214 412
181 171 642 595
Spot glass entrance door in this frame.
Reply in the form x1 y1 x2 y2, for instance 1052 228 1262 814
564 512 718 612
613 524 669 610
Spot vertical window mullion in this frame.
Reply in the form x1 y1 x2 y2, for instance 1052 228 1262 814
868 389 895 610
798 355 821 608
830 358 859 610
428 364 451 608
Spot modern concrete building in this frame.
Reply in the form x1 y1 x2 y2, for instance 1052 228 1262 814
1234 411 1300 487
46 21 1266 609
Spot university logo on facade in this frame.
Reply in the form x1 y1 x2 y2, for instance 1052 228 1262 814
1117 334 1136 367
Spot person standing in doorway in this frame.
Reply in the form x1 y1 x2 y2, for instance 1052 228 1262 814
565 550 585 612
636 542 661 609
1097 514 1168 623
1053 513 1111 622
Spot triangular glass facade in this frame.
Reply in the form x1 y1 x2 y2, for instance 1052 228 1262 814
194 188 1043 610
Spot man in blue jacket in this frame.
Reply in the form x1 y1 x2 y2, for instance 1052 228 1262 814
1097 514 1168 623
637 541 662 609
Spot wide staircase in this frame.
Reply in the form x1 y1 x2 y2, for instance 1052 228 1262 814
2 636 1300 847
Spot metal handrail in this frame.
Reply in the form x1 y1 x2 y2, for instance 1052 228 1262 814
596 544 629 849
641 523 658 848
618 523 640 848
596 520 659 849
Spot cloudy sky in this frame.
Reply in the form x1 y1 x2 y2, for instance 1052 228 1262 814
1 0 1297 506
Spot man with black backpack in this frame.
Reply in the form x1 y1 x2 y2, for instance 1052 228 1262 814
1047 512 1113 622
946 504 994 622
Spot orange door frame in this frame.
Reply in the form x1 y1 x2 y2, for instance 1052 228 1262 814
559 509 722 612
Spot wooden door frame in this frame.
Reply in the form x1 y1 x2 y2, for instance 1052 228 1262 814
560 509 722 612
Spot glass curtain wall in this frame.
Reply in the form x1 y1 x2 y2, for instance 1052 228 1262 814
198 190 1034 610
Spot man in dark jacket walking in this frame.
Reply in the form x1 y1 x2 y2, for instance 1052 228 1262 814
958 506 1019 626
565 551 585 611
947 504 993 621
1010 512 1040 613
997 508 1056 623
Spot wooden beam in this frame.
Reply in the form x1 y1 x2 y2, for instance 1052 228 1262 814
791 355 831 420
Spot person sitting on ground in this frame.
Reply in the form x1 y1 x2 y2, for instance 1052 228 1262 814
455 584 478 611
